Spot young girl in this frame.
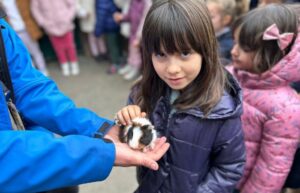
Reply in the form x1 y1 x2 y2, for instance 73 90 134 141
95 0 123 74
229 4 300 193
31 0 80 76
114 0 152 81
115 0 245 192
76 0 107 62
113 0 131 39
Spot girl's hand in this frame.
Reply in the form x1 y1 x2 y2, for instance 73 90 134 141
133 39 140 47
113 12 123 23
116 105 146 125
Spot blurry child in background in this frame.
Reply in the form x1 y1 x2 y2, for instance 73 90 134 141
114 0 152 80
207 0 236 65
229 4 300 193
1 0 48 76
113 0 131 39
115 0 245 192
114 0 131 62
95 0 123 74
31 0 79 76
76 0 107 62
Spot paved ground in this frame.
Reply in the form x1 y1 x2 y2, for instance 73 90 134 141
47 56 138 193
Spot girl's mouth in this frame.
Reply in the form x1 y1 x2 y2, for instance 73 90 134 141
168 77 183 85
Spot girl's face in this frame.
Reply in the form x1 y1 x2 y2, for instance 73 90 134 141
152 49 202 90
231 29 255 72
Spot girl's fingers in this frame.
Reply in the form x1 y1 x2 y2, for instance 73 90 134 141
133 106 141 117
116 111 126 125
121 108 132 125
141 112 147 117
128 106 138 121
116 106 148 126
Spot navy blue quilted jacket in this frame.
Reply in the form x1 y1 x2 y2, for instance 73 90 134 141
94 0 120 37
129 72 245 193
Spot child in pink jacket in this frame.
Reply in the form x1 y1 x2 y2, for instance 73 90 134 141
31 0 80 76
229 4 300 193
114 0 152 80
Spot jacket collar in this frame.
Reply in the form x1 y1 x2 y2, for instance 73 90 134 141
156 71 243 119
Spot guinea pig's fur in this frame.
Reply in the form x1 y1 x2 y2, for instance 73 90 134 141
118 117 157 151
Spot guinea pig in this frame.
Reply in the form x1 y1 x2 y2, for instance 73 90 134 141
116 117 157 151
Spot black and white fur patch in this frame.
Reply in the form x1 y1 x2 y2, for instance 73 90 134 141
117 117 157 151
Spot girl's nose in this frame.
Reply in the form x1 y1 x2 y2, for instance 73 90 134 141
231 44 238 57
167 59 181 74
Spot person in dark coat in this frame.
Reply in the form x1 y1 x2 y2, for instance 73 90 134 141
115 0 246 192
94 0 123 74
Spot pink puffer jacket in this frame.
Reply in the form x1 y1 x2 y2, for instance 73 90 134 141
230 32 300 193
31 0 76 36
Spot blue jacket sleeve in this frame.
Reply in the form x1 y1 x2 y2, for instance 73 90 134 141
2 19 113 137
197 117 246 193
0 130 115 193
0 19 116 192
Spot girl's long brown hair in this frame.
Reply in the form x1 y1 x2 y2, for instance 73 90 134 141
134 0 227 115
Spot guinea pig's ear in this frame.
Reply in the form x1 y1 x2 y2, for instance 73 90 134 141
149 125 155 130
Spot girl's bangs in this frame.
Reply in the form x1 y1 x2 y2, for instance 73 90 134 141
144 4 195 55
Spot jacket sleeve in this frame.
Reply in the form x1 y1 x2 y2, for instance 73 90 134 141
76 0 88 19
121 5 131 22
135 0 152 41
2 19 113 137
94 0 105 37
197 117 246 193
241 105 300 193
65 0 76 23
0 130 115 192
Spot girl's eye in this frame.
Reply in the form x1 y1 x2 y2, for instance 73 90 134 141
181 51 191 58
155 52 166 58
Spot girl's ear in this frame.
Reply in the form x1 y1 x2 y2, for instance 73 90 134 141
222 15 232 27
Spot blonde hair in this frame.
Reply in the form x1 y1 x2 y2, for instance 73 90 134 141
206 0 236 18
235 0 250 17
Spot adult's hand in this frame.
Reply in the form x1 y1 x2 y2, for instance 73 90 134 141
114 137 169 170
105 125 170 170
